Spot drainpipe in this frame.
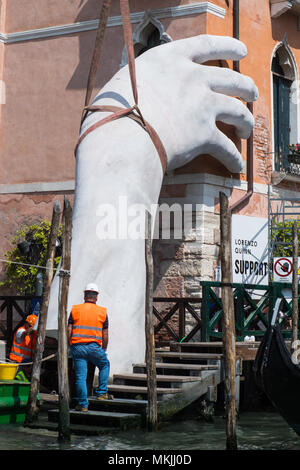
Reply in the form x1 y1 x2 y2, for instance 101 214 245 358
233 0 240 73
229 0 254 214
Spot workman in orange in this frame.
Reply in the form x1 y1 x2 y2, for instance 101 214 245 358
10 314 38 364
68 283 110 412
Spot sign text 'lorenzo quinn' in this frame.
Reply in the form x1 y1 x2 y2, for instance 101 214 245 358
232 215 269 285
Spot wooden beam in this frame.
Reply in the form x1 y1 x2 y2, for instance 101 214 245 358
25 201 61 424
219 192 237 450
57 197 72 442
145 210 158 431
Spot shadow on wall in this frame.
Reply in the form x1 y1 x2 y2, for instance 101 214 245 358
271 12 299 50
67 0 182 90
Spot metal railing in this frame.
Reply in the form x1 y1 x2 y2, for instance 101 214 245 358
274 151 300 177
154 282 299 344
1 285 298 353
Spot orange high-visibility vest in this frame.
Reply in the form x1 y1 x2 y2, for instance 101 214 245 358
70 303 107 347
9 327 36 363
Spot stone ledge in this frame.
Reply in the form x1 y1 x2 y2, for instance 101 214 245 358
270 0 300 18
0 3 226 43
271 170 300 185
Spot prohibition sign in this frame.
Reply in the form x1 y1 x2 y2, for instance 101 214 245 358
274 258 293 278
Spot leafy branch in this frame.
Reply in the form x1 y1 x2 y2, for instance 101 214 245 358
0 220 62 295
272 220 300 258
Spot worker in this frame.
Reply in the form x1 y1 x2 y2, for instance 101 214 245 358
10 314 38 381
68 283 110 412
10 314 38 364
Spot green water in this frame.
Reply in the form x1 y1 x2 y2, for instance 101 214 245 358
0 412 299 451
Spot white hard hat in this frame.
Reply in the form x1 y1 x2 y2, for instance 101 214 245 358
84 283 99 294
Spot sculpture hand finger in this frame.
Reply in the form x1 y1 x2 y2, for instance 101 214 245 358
215 95 254 139
206 129 243 173
206 66 259 102
169 35 247 63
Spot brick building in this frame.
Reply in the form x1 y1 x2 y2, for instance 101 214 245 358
0 0 300 298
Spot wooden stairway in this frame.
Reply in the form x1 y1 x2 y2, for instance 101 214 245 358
29 344 224 435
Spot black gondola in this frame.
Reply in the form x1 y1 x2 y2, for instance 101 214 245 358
253 298 300 436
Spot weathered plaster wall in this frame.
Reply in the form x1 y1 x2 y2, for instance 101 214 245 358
0 1 212 292
0 1 300 305
0 1 209 188
4 0 188 33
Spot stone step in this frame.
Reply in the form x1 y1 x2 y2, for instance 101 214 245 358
26 414 121 436
48 408 141 431
170 342 224 352
133 362 218 376
169 342 259 360
155 351 222 364
170 341 261 348
107 384 182 399
113 373 202 388
88 397 148 416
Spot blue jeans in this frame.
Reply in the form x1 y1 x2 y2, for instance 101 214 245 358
71 342 110 408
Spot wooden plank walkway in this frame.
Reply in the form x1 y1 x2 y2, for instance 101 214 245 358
29 342 245 434
170 341 259 361
133 362 218 372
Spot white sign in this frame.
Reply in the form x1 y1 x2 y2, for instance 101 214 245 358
232 215 269 285
273 257 300 283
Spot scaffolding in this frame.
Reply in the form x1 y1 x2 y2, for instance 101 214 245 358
268 184 300 276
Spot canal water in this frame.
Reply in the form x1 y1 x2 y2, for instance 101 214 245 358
0 411 299 451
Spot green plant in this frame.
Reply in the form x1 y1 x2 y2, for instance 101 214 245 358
0 220 62 294
272 220 300 258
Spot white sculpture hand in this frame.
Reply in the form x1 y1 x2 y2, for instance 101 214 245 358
88 34 258 173
48 35 258 376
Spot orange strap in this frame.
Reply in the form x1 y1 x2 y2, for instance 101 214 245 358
76 0 167 174
84 0 112 110
76 105 168 173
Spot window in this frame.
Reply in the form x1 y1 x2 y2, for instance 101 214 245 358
272 44 299 174
120 12 172 68
134 23 165 57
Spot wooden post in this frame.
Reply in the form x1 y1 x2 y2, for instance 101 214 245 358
292 221 298 353
25 201 61 424
145 210 158 431
220 192 237 450
57 197 72 442
6 301 13 359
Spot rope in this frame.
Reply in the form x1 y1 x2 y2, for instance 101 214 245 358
77 0 168 173
84 0 112 110
0 353 57 366
0 258 69 275
0 258 56 270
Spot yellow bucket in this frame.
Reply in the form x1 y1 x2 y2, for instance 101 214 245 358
0 363 18 381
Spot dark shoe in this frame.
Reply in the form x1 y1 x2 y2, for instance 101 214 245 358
75 405 88 412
